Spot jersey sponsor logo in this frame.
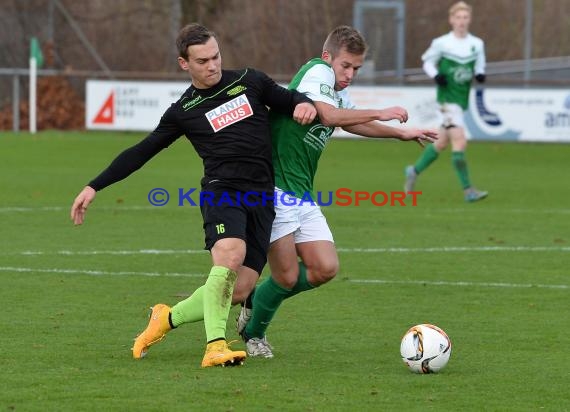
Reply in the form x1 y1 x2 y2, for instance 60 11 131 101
182 95 202 109
320 83 334 99
205 94 253 132
304 124 334 151
227 85 247 96
451 66 473 84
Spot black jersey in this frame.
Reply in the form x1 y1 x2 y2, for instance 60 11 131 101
89 68 312 192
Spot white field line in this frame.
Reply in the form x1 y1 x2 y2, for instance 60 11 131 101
0 266 566 290
1 205 570 214
0 266 204 278
0 206 155 212
349 278 568 290
7 245 570 256
326 207 570 214
15 249 208 256
336 246 570 253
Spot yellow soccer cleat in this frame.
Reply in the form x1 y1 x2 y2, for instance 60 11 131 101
201 340 246 368
132 303 172 359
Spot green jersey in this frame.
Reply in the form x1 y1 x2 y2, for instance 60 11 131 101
422 32 485 110
270 58 355 198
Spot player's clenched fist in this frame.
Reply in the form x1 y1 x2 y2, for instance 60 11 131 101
377 106 409 123
292 102 317 125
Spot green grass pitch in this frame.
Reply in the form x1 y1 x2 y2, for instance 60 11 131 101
1 131 568 411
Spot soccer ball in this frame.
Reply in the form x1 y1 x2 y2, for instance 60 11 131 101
400 324 452 373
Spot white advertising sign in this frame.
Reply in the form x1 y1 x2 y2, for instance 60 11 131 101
86 80 188 131
86 80 570 142
339 86 570 142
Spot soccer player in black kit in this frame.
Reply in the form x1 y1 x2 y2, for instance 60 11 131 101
70 23 316 367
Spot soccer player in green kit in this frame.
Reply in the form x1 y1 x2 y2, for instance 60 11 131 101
237 26 438 357
404 1 488 202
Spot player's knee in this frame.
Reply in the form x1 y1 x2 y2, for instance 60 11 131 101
231 284 250 305
320 261 339 283
274 270 299 289
453 141 467 151
225 255 245 272
309 260 339 286
434 139 448 151
212 242 246 271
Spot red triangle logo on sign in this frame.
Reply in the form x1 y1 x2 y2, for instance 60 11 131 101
93 92 114 124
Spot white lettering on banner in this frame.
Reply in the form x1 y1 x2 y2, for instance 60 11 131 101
205 95 253 132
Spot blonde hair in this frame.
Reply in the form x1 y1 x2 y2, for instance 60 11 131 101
323 25 368 57
449 1 472 16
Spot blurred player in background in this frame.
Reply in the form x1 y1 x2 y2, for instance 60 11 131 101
236 25 438 358
70 23 316 368
404 1 488 202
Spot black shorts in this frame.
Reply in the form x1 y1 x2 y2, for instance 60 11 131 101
200 187 275 274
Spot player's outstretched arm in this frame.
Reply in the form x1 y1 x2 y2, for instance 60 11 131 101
343 122 438 147
316 102 408 127
399 127 439 147
70 186 96 225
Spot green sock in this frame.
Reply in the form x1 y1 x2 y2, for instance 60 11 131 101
245 275 290 339
414 144 439 174
452 151 471 189
203 266 237 343
286 262 315 299
170 285 205 327
245 262 315 339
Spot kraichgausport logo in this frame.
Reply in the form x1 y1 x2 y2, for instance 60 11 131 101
147 188 422 207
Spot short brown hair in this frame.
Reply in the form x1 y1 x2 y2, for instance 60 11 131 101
323 25 368 58
176 23 216 60
449 1 472 16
